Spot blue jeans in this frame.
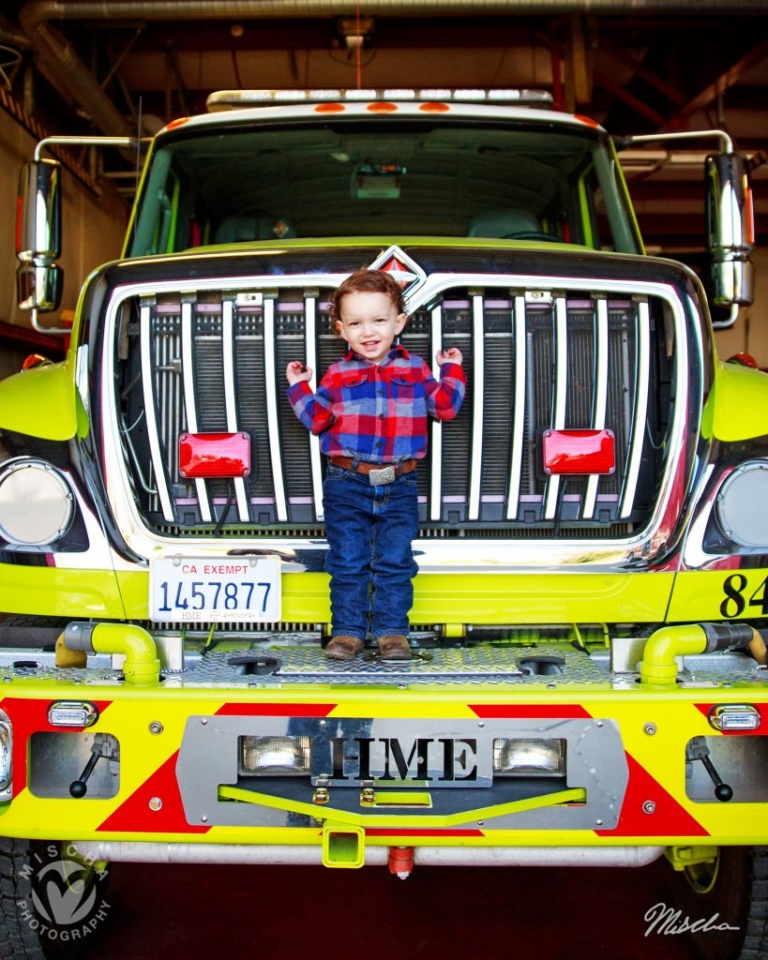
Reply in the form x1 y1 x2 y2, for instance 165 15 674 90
323 463 420 640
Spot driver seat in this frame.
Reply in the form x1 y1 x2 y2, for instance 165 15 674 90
468 208 541 238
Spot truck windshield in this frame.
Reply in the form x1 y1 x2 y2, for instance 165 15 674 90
127 118 642 257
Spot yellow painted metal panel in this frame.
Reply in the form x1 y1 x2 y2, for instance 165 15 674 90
667 568 768 621
119 569 675 624
0 684 766 846
704 360 768 443
412 572 674 623
0 564 125 618
0 356 82 441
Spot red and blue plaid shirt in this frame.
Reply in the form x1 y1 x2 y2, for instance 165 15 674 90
287 344 466 463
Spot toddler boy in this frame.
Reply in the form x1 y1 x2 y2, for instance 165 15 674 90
286 269 465 660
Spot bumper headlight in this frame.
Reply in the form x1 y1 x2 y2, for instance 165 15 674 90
239 736 311 776
0 711 12 798
493 738 566 777
0 459 73 545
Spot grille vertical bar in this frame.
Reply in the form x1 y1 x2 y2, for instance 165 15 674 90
430 303 444 522
305 293 325 521
506 294 527 520
140 299 175 522
181 298 211 522
468 293 485 521
544 295 569 520
620 298 651 519
263 294 288 521
582 296 610 520
222 298 250 521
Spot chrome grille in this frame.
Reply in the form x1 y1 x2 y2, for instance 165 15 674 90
117 278 676 538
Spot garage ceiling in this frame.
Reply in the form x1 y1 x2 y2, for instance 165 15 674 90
2 0 767 252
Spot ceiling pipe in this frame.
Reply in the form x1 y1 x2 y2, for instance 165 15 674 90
0 15 32 50
19 0 768 20
17 0 768 139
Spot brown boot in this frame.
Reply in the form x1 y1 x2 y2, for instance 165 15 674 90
324 635 364 660
377 634 411 660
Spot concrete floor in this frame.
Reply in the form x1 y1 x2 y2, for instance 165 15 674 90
90 858 702 960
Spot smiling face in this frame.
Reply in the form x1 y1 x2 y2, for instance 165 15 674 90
335 290 407 363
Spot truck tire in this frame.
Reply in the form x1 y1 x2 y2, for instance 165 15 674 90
662 846 768 960
0 839 110 960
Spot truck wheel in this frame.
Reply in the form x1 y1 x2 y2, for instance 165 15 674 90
662 846 768 960
0 838 111 959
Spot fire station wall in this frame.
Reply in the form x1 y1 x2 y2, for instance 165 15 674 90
0 108 127 380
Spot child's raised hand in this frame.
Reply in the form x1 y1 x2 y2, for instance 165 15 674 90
436 347 463 366
286 360 312 385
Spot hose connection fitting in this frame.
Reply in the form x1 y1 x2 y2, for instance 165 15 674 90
639 622 766 686
64 621 161 685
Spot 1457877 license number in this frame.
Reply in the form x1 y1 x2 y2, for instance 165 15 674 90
150 556 281 622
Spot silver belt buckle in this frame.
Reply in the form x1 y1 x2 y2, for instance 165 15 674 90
368 464 396 485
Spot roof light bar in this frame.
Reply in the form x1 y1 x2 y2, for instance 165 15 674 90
207 88 553 111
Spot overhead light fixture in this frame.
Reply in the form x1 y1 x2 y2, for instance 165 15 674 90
337 16 375 50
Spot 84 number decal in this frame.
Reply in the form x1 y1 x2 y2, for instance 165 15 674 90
720 573 768 617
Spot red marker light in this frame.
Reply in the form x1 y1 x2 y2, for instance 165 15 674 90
727 352 758 368
542 429 615 476
179 432 251 479
21 353 52 371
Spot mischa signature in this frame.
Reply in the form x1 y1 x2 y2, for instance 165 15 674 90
645 902 740 937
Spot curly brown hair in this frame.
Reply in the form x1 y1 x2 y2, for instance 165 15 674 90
330 268 407 326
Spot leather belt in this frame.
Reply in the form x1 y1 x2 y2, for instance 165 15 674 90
330 456 417 485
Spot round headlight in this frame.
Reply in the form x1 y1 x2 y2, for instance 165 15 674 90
716 462 768 548
0 460 74 546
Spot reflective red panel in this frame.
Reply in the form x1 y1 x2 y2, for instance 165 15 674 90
542 429 615 476
179 432 251 478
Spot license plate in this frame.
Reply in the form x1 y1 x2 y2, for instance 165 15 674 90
150 556 281 622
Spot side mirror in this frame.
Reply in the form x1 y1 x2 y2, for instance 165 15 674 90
16 262 63 312
705 152 754 313
16 159 63 312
